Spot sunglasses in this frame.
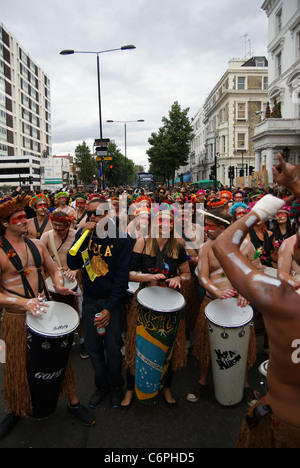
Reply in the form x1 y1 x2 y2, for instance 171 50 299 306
87 210 107 218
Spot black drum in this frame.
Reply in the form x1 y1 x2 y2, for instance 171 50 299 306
26 301 79 419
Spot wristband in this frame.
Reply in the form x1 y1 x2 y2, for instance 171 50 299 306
251 194 285 221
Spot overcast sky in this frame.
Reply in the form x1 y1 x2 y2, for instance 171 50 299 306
1 0 268 169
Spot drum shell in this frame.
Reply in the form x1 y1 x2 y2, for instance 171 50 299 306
26 329 74 419
135 287 185 403
26 302 79 419
205 298 253 406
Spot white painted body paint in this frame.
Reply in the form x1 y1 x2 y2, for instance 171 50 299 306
245 215 257 228
252 274 281 287
232 230 244 245
228 252 252 275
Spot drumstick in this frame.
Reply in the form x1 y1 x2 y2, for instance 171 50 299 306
69 229 90 256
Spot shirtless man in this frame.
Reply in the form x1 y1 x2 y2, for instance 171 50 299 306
187 207 260 406
54 191 76 224
27 194 52 239
40 211 77 286
212 160 300 446
0 195 95 438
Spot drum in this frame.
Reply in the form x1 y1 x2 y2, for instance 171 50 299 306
205 297 253 406
258 360 269 395
45 275 78 293
26 301 79 419
135 286 185 403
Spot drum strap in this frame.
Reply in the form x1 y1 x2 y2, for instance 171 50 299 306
48 230 63 269
1 237 50 300
34 216 49 239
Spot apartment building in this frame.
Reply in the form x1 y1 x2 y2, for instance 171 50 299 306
252 0 300 185
185 56 268 186
0 23 52 188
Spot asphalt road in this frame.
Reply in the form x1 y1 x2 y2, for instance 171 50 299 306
0 325 267 450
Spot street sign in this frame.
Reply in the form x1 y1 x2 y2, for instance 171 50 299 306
103 157 112 161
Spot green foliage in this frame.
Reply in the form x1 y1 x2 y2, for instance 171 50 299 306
74 141 96 184
147 101 194 185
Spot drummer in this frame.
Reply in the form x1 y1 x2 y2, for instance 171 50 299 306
0 194 95 438
212 160 300 447
187 207 259 406
40 211 88 357
26 194 52 239
40 211 78 294
121 204 191 411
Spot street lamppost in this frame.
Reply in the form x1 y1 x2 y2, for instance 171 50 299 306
106 119 144 186
59 45 136 140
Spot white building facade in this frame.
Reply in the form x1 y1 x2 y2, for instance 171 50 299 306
185 57 269 186
252 0 300 185
0 23 52 188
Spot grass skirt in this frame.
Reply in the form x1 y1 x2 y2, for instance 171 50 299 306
236 399 300 448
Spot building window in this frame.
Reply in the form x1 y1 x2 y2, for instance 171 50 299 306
276 52 282 77
276 9 282 33
237 103 246 120
237 133 246 149
237 77 246 90
263 76 268 90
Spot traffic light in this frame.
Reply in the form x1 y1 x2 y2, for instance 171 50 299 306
249 166 254 176
209 165 216 180
28 176 33 184
21 177 27 184
239 169 245 177
109 164 114 177
228 166 235 179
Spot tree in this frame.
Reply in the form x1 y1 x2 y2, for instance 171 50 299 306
74 141 96 184
147 101 194 186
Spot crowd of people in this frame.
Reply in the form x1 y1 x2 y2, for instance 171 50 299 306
0 153 300 447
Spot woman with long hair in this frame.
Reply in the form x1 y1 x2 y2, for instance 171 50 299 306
121 204 190 412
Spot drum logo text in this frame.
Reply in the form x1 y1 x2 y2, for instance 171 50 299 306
291 339 300 364
214 348 241 370
35 368 65 380
53 325 69 331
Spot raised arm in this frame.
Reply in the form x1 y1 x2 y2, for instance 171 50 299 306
212 195 295 315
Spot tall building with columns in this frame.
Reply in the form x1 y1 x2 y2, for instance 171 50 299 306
252 0 300 185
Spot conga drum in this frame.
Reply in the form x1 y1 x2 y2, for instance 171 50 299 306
45 275 78 293
258 360 269 395
135 286 185 403
205 297 253 406
26 301 79 419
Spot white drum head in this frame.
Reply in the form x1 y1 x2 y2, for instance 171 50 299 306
26 301 79 337
45 275 77 293
205 297 253 327
127 282 140 295
264 267 277 278
194 266 198 277
137 286 185 312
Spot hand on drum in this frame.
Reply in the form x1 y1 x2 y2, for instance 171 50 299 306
165 276 182 289
218 288 236 300
53 284 78 296
64 270 77 282
94 309 111 329
25 297 49 317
